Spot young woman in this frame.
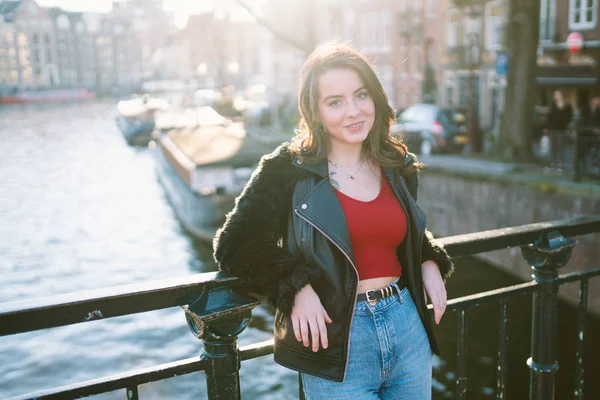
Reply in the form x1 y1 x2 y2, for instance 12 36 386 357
213 42 453 399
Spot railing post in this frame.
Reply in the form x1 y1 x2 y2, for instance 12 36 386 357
521 230 577 400
183 280 260 400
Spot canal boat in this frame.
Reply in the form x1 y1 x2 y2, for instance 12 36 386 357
1 88 95 104
155 105 229 131
153 120 274 241
116 96 170 146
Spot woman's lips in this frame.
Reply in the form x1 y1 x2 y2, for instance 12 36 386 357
345 121 364 132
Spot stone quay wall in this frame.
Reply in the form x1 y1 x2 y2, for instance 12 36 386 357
418 159 600 316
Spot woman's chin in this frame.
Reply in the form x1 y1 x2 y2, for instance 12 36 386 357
334 132 369 145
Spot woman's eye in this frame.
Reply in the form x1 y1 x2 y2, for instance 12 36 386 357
329 100 341 107
357 91 369 99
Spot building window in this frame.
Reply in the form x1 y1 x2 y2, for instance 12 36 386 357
382 65 393 99
463 17 482 44
447 11 460 48
485 2 505 50
406 45 412 76
363 11 392 52
398 47 407 78
540 0 556 42
445 86 454 106
569 0 597 30
399 0 407 12
458 75 481 109
458 76 468 107
57 14 70 30
426 0 436 18
383 12 392 52
413 45 421 77
17 33 27 46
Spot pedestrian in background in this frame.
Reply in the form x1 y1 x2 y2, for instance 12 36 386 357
547 90 573 169
575 96 600 180
213 42 453 399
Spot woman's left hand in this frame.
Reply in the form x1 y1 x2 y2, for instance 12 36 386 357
422 260 447 325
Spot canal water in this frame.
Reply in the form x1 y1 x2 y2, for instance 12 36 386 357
1 99 598 399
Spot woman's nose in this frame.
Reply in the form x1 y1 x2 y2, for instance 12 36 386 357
346 101 359 118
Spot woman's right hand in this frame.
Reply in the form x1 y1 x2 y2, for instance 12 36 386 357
291 284 332 352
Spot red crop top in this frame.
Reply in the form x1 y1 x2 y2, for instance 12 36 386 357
334 176 407 280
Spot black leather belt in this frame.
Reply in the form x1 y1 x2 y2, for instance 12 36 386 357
357 277 406 302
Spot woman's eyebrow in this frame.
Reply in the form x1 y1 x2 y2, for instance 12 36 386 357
322 86 367 102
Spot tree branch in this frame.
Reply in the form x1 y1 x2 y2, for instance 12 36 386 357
234 0 312 55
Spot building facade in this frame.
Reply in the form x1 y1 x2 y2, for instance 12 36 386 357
537 0 600 111
0 0 160 95
0 1 19 91
439 0 508 131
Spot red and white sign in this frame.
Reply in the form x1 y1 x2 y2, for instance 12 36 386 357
567 32 583 53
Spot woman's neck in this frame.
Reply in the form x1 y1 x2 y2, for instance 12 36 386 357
327 142 364 166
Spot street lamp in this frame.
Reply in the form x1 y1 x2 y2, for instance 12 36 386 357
463 2 483 153
468 31 481 152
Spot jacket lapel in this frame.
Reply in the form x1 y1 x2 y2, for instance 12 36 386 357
382 166 427 233
293 156 355 263
293 156 427 264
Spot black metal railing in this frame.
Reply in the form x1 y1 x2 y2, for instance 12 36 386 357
1 216 600 400
574 130 600 181
537 128 600 181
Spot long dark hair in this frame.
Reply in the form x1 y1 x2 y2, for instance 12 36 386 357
290 41 414 171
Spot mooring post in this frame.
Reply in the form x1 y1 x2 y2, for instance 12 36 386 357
183 279 260 400
521 230 577 400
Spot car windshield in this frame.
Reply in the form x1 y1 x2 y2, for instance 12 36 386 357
400 105 436 122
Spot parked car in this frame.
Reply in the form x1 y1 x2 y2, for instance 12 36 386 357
391 103 469 154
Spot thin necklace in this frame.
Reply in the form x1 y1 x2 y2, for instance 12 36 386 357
328 159 365 180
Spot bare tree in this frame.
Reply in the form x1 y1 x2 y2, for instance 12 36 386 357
235 0 316 56
498 0 541 161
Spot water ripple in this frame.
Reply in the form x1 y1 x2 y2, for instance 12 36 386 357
0 99 296 399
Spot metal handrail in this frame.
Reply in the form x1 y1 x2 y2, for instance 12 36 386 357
2 216 600 400
5 340 275 400
2 216 598 336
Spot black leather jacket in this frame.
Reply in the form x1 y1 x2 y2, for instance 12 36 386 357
214 143 453 382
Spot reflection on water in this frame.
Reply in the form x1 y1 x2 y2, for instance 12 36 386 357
0 99 297 400
0 100 598 399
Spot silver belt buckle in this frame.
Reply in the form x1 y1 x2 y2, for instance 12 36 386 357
365 289 378 302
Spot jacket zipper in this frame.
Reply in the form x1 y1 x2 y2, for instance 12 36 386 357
294 208 358 381
416 220 426 267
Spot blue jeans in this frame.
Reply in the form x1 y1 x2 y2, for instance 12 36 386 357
301 286 432 399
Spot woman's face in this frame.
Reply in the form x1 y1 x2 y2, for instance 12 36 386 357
317 68 375 148
554 90 563 103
